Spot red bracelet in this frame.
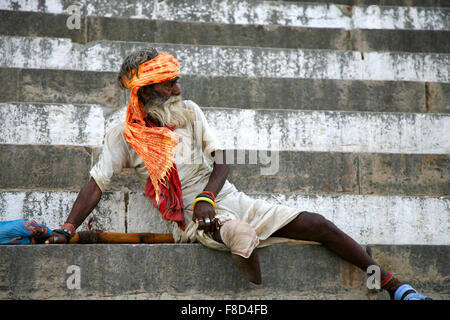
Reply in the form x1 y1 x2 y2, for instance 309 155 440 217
200 191 216 201
380 272 393 288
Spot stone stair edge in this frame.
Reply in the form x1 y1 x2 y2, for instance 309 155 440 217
4 67 447 114
2 36 448 83
268 0 449 7
3 65 443 84
3 34 449 55
270 0 449 6
0 190 448 245
2 101 449 154
1 10 449 54
3 100 450 116
1 0 449 31
2 189 448 199
0 243 448 300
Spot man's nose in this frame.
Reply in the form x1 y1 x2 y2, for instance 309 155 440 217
172 84 181 96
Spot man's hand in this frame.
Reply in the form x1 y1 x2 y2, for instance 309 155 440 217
45 232 69 244
193 201 220 233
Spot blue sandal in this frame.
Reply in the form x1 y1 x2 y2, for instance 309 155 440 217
394 284 433 300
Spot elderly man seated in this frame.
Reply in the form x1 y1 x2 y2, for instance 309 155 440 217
45 48 431 300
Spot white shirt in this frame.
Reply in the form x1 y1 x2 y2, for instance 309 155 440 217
90 100 301 249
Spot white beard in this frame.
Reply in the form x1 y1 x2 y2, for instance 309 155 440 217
144 95 194 128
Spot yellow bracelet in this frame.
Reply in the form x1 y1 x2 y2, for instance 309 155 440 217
193 197 216 210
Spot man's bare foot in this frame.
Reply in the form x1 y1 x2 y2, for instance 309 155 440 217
231 251 262 285
212 228 262 285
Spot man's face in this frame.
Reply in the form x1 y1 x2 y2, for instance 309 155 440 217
140 77 181 103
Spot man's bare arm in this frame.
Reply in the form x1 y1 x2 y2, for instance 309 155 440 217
193 150 230 233
46 177 102 243
65 177 103 229
202 150 230 196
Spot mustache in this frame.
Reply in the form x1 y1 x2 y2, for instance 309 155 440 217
144 95 182 112
144 94 193 128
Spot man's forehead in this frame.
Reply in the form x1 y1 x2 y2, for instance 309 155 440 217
140 77 179 91
158 76 179 85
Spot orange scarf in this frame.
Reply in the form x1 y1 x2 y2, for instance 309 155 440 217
122 52 185 229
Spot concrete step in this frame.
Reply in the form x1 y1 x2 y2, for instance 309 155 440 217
2 144 448 196
2 102 449 154
1 36 448 83
0 191 126 233
2 10 449 53
4 68 448 113
0 191 448 245
0 243 448 299
0 103 104 147
1 0 448 31
272 0 449 7
198 108 450 154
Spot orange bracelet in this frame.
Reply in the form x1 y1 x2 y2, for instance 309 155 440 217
62 222 76 234
200 191 216 201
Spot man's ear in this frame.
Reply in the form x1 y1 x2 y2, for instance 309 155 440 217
138 85 156 104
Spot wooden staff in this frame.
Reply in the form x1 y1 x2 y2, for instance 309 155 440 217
69 231 174 244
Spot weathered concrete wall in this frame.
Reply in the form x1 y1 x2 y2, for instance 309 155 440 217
0 191 126 232
0 191 448 245
2 146 449 196
0 244 448 300
1 36 448 82
3 102 448 154
0 0 448 300
3 11 449 53
0 103 104 147
1 0 448 31
4 68 444 113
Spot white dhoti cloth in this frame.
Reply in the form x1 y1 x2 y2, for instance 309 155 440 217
177 178 302 253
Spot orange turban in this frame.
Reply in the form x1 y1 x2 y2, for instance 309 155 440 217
122 52 180 203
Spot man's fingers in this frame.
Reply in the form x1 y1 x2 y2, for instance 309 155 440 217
210 217 218 233
207 216 217 233
203 217 210 232
45 234 65 244
45 235 54 244
197 219 206 230
214 218 220 233
205 216 214 233
197 217 215 232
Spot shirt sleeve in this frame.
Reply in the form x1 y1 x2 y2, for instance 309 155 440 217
89 125 129 192
188 100 224 162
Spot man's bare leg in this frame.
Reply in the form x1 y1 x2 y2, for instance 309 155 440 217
273 211 413 299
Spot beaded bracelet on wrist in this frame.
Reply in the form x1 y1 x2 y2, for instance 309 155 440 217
193 195 216 210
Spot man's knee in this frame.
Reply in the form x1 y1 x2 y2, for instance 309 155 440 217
299 211 337 239
220 219 259 259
